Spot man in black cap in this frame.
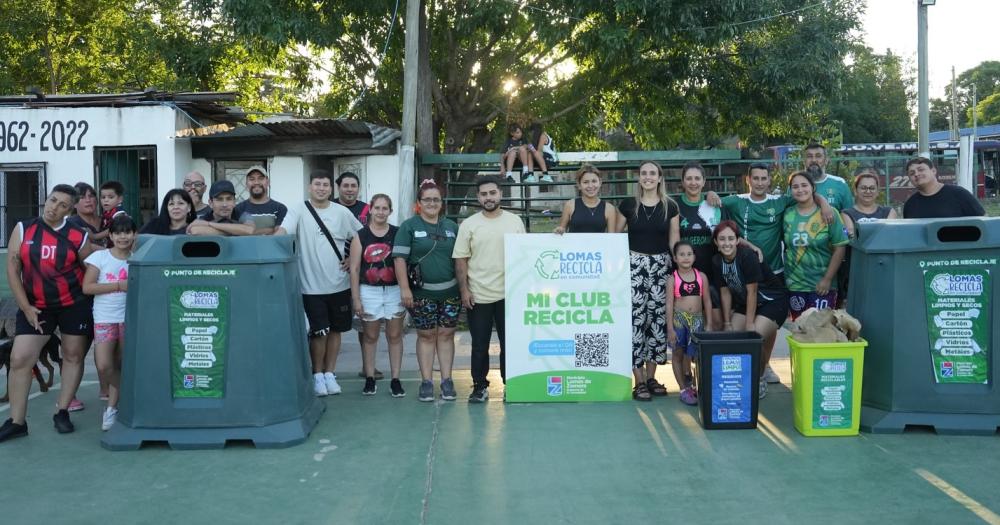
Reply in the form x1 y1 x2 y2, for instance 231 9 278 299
188 180 256 236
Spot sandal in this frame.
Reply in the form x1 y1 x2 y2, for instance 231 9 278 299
632 383 652 401
646 378 668 397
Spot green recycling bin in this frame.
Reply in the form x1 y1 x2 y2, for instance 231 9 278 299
102 235 324 450
848 218 1000 435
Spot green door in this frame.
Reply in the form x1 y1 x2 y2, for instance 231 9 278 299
96 147 157 224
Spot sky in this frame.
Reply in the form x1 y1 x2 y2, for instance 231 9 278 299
863 0 998 99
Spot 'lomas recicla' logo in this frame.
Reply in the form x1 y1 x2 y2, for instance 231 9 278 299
180 290 220 309
534 250 603 280
930 274 984 296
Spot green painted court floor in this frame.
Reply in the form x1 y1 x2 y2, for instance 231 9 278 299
2 356 1000 524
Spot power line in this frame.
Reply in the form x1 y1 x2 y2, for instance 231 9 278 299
340 0 401 118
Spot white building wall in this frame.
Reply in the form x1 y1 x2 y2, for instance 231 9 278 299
0 106 187 194
268 156 307 206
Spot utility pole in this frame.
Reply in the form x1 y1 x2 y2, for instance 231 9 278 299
399 0 421 220
917 0 932 158
950 66 959 140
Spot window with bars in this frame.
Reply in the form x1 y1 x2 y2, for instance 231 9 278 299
0 164 45 248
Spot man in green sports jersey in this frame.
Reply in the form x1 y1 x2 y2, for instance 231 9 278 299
706 163 833 385
800 143 854 211
708 163 834 276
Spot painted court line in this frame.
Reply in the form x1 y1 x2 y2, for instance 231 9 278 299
915 468 1000 525
636 407 668 457
0 380 98 414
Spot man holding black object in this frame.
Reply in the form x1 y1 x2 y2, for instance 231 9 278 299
277 171 362 397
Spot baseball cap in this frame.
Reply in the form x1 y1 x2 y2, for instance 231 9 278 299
209 180 237 199
246 165 268 178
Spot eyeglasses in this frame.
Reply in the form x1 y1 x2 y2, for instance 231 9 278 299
183 181 206 189
420 198 442 203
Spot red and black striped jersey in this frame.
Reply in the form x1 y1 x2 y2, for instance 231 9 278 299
18 217 89 309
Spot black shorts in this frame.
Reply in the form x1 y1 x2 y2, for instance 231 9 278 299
303 290 352 337
734 294 789 327
15 301 93 337
708 283 721 310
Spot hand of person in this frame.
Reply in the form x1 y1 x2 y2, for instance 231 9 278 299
118 280 128 292
23 306 44 333
820 203 835 224
186 219 208 234
705 191 722 207
553 226 565 235
401 289 414 309
353 298 365 318
816 277 832 296
339 258 349 272
752 244 764 263
667 328 677 347
461 290 475 310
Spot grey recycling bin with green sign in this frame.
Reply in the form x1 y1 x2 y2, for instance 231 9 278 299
102 235 324 450
848 218 1000 435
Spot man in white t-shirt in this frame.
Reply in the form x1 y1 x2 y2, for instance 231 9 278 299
277 170 362 396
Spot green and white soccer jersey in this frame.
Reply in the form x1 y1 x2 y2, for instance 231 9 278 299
784 173 854 211
721 193 794 273
782 206 850 292
815 174 854 211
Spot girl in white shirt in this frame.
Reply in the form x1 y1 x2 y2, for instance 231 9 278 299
83 215 137 431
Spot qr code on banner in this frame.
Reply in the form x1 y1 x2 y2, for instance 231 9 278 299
575 333 610 367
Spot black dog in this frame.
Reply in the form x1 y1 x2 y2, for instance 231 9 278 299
0 333 60 403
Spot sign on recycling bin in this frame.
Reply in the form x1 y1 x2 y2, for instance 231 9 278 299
923 267 992 384
812 359 853 429
169 286 229 398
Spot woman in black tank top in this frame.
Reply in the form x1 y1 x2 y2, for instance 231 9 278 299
838 169 897 307
553 164 616 234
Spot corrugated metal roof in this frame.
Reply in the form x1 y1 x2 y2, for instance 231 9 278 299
0 90 246 123
191 118 401 149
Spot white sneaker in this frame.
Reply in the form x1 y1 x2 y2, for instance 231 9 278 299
324 372 342 395
101 407 118 431
758 379 767 399
763 365 781 384
314 373 329 397
540 174 553 183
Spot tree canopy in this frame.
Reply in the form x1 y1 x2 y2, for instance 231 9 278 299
212 0 865 152
3 0 897 152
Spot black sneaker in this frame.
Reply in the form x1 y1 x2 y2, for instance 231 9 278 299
362 377 377 396
390 379 405 398
53 409 74 434
468 385 489 403
0 418 28 442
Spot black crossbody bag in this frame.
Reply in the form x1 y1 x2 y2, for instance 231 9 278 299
305 201 344 261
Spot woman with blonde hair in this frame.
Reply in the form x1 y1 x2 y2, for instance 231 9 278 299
616 161 679 401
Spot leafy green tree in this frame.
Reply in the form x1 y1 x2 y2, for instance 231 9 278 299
214 0 863 152
945 60 1000 127
0 0 313 114
829 46 913 143
970 92 1000 126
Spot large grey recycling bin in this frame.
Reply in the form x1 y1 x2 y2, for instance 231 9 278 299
848 218 1000 435
102 235 325 450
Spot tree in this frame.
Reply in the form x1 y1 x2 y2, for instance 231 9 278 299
970 92 1000 126
828 46 913 143
944 60 1000 127
0 0 314 114
928 97 952 132
215 0 863 152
